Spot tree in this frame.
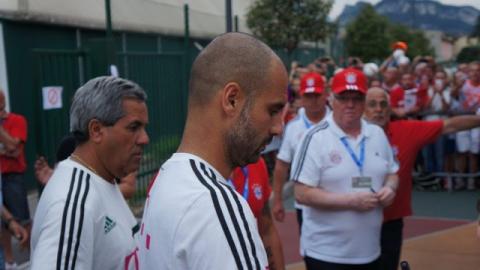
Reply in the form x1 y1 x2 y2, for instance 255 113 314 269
471 15 480 43
388 23 434 58
345 4 391 62
345 4 434 62
457 46 480 63
246 0 333 56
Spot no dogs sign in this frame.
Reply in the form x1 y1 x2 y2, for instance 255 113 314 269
42 86 63 110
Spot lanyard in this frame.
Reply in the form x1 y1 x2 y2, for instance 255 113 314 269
228 167 249 200
340 137 366 175
302 113 312 129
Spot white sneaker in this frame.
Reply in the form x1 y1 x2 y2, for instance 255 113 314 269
5 262 17 270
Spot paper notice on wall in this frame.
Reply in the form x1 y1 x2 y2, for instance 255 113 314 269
42 86 63 110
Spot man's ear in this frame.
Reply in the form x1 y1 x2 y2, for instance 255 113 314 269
221 82 244 116
88 119 105 143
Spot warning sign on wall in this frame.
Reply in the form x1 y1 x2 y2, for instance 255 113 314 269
42 86 63 110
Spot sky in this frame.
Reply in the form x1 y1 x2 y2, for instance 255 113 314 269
329 0 480 19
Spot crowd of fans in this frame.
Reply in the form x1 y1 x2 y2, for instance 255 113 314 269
280 42 480 191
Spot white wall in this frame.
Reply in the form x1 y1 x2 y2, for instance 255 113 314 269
0 0 253 38
0 22 10 112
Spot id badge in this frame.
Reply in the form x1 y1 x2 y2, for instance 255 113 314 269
352 176 372 190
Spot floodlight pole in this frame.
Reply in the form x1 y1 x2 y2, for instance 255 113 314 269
105 0 113 38
226 0 232 32
234 15 239 32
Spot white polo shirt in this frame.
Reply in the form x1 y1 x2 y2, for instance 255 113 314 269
31 159 139 270
277 107 330 209
277 107 330 163
290 115 398 264
138 153 268 270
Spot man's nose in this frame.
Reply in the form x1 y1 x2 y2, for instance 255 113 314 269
137 128 150 145
271 115 283 136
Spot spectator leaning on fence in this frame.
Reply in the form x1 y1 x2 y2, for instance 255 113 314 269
455 61 480 189
421 69 451 179
0 90 30 270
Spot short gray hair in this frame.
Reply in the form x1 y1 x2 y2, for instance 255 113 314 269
70 76 147 143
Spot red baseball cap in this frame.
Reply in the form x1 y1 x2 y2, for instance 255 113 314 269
299 72 325 95
331 68 367 95
392 41 408 51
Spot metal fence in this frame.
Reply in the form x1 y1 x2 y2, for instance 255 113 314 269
33 48 187 208
117 52 187 207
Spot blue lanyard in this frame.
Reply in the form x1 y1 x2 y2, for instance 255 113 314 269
340 137 366 175
302 113 312 129
228 167 249 200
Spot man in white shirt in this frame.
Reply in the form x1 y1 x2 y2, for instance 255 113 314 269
139 32 288 270
456 61 480 189
291 68 399 270
272 72 329 231
31 76 149 270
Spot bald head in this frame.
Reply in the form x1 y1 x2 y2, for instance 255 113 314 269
188 32 282 106
366 87 389 101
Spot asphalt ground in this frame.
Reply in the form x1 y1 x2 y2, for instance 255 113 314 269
15 185 480 269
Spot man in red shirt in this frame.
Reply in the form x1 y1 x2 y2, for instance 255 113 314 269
390 72 428 119
0 90 30 269
364 87 480 270
231 157 285 270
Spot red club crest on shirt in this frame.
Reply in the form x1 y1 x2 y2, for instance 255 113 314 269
329 150 342 164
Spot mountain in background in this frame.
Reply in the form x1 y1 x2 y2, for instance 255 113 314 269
337 0 480 36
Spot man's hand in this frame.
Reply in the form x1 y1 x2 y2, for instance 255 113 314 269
34 156 53 185
272 198 285 222
377 186 396 207
349 192 379 211
8 219 29 247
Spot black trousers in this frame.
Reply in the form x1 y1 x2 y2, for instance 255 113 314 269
296 208 303 235
304 256 380 270
380 218 404 270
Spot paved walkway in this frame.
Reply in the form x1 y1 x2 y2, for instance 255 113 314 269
283 215 477 270
15 188 480 269
281 189 479 270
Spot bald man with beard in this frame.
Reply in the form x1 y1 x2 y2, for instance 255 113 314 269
139 32 288 270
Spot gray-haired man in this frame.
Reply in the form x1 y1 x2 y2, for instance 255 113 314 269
31 76 149 270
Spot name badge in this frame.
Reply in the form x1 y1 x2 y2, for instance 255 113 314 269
352 176 372 189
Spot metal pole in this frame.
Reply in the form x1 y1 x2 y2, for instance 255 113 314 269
105 0 113 38
183 4 190 113
226 0 232 32
184 4 190 65
234 15 239 32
